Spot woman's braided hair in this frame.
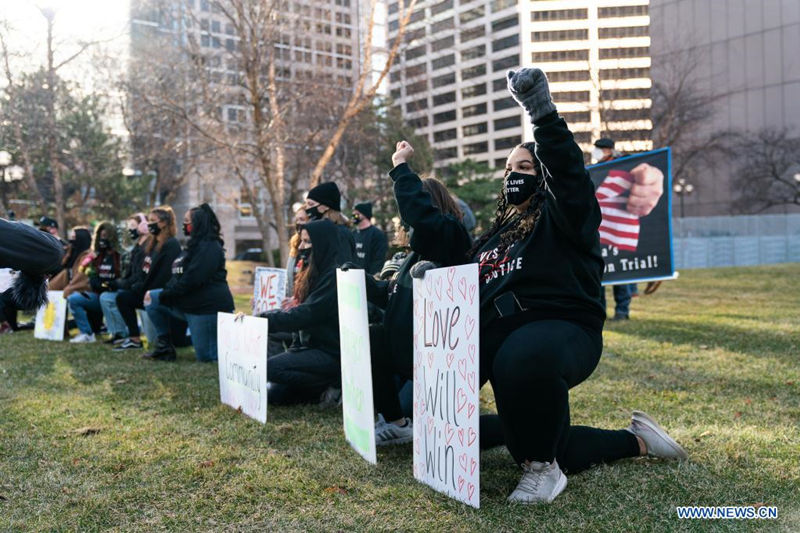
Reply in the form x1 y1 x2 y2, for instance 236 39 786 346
468 142 547 259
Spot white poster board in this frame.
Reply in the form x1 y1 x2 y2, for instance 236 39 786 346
0 269 15 293
336 269 377 464
413 264 480 508
34 290 68 341
217 312 269 424
253 267 287 315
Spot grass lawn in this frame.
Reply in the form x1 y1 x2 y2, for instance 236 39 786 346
1 264 798 531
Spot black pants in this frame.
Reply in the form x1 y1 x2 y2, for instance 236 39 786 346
370 324 411 421
116 289 143 337
0 289 19 330
268 348 340 405
479 319 639 474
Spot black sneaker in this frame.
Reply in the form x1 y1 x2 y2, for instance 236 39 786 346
104 334 125 345
113 338 143 351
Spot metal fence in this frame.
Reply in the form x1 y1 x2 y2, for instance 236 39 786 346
672 214 800 269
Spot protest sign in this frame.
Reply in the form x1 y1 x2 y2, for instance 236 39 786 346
588 147 676 285
217 312 269 424
336 269 376 464
412 264 480 508
34 290 68 341
253 267 287 315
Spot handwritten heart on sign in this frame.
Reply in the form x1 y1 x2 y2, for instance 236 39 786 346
459 453 468 472
464 316 476 339
468 344 476 364
458 277 467 300
446 352 455 368
446 423 455 445
468 283 477 305
468 427 477 446
456 388 467 413
458 358 467 380
434 277 443 300
470 458 478 476
467 371 476 393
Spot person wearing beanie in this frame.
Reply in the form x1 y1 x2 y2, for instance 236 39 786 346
351 201 388 275
303 181 355 265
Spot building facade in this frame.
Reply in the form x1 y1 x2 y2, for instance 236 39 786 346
387 0 653 173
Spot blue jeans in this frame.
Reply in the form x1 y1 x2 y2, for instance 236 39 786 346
67 292 102 335
99 291 128 337
145 288 219 362
600 284 632 317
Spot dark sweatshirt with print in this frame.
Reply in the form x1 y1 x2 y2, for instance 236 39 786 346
159 239 234 314
473 111 606 332
133 237 182 298
261 219 341 355
352 225 389 275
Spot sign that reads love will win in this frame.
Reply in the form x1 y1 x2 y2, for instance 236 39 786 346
216 312 269 424
412 264 480 508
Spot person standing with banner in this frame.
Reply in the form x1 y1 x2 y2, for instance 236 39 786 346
468 67 686 504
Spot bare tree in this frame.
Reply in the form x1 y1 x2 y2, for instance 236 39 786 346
732 128 800 213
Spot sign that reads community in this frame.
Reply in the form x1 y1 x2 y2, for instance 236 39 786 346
216 312 269 424
253 267 287 315
336 268 377 464
588 148 675 285
34 290 67 341
412 264 480 508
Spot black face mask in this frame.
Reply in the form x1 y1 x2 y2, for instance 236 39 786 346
148 222 161 236
97 238 110 251
504 171 539 206
305 205 322 221
297 247 311 263
182 223 191 237
128 228 139 240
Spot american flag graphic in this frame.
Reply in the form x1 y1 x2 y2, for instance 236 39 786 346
595 169 640 252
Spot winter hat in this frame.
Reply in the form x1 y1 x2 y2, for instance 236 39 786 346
307 182 341 211
594 138 615 149
353 202 372 220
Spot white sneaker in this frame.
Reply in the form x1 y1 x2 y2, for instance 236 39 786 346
627 410 688 460
508 459 567 504
375 413 414 446
69 332 96 343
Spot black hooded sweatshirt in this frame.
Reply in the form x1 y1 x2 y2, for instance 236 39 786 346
0 219 64 275
352 225 388 275
365 165 472 368
135 237 181 297
159 238 234 314
261 219 341 355
473 111 606 332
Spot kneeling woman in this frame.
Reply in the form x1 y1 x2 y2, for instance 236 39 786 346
473 68 687 504
257 219 341 405
144 204 234 362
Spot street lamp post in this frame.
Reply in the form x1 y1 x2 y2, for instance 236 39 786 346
673 177 695 218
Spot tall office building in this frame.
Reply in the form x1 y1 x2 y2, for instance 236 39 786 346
129 0 371 256
387 0 652 172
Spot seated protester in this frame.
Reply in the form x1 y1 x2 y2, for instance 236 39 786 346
358 141 472 444
0 225 86 333
114 206 181 351
284 203 309 302
255 219 341 405
469 68 686 504
64 222 121 343
99 213 149 345
304 181 355 265
143 204 234 362
351 202 388 276
0 217 64 331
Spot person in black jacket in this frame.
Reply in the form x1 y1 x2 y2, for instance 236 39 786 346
114 206 181 351
143 203 234 362
99 213 150 344
467 67 686 504
304 181 355 265
256 219 341 404
351 201 388 275
356 144 472 445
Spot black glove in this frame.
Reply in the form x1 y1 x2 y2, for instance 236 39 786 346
507 68 557 122
339 262 360 272
410 260 437 280
89 277 103 292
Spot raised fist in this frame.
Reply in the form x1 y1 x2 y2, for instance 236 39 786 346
392 140 414 167
507 68 557 122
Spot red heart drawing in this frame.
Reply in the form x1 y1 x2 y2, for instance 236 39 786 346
458 358 466 380
426 300 434 317
458 428 465 446
468 427 477 446
470 458 478 476
458 277 467 300
447 267 456 283
446 352 455 368
468 344 476 364
467 371 476 393
467 403 476 419
468 483 475 500
459 453 467 472
456 389 467 412
445 423 455 445
428 352 434 368
458 475 465 493
464 316 475 339
434 277 443 300
427 417 435 434
446 284 454 302
468 284 476 305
